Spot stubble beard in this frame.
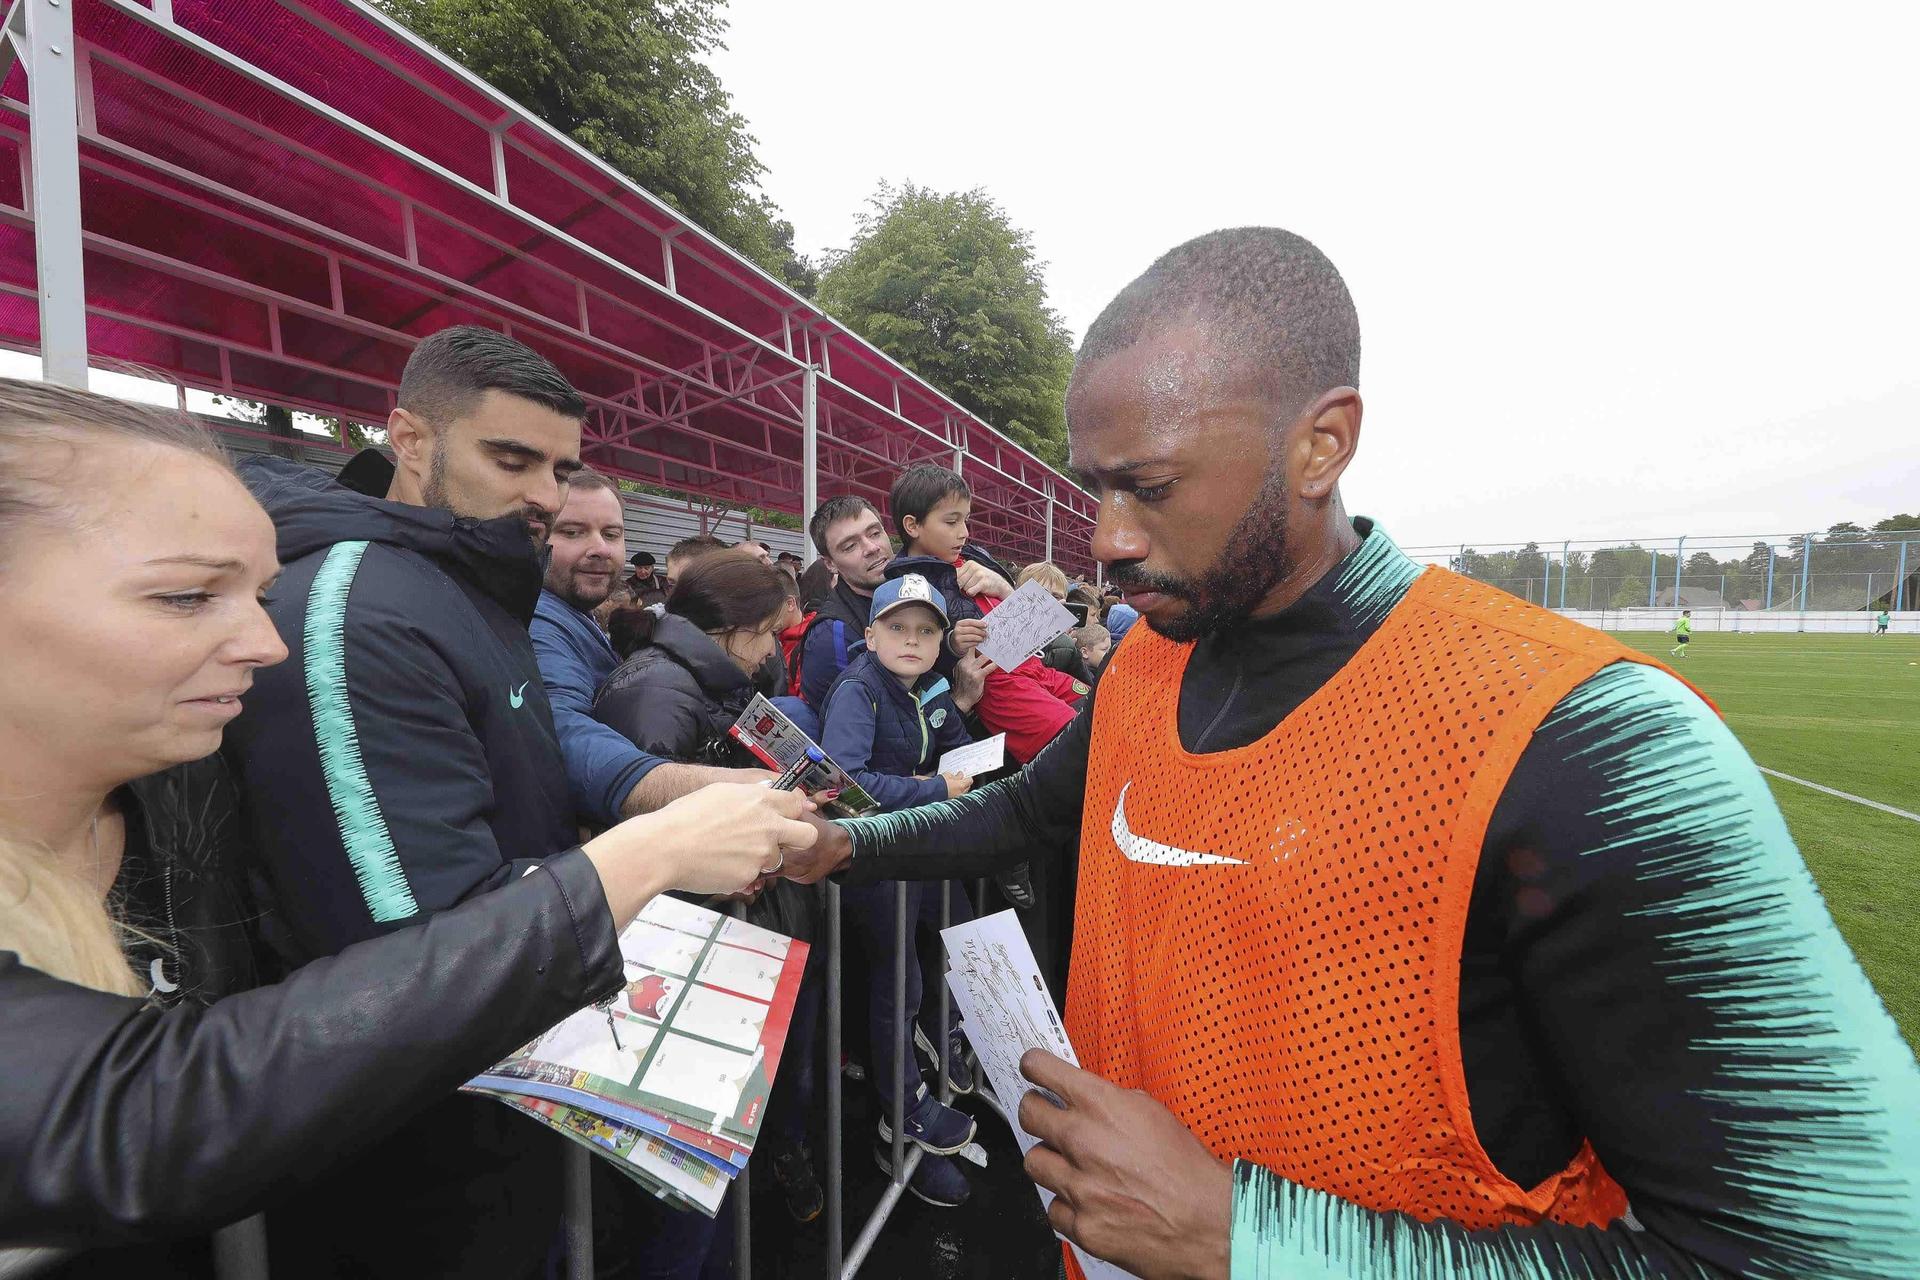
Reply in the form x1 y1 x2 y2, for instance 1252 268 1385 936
1120 466 1294 644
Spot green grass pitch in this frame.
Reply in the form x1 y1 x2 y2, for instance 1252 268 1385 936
1611 629 1920 1050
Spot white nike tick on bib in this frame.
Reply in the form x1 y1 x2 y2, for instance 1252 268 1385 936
1109 782 1243 868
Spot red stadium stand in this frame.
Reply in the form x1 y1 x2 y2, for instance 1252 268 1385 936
0 0 1098 576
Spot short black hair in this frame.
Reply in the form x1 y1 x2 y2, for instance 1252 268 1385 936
808 494 885 556
397 325 587 425
1077 227 1359 414
887 464 971 543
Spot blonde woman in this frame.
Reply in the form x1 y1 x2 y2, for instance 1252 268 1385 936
0 380 815 1265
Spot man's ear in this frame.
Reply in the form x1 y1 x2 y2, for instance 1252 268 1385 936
388 407 432 472
1291 388 1363 500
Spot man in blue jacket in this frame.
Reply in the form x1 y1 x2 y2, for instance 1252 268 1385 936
224 327 607 1278
532 468 769 829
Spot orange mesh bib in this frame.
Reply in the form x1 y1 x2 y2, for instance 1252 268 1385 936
1064 569 1699 1251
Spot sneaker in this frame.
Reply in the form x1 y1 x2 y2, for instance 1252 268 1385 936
994 862 1036 909
914 1021 975 1096
874 1144 971 1208
770 1142 824 1224
877 1083 977 1155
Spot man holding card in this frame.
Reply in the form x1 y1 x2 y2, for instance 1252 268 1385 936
782 228 1920 1280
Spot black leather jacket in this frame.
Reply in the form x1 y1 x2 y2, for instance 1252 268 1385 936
0 758 624 1254
111 755 261 1008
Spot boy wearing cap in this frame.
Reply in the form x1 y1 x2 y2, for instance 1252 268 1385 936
820 573 985 1207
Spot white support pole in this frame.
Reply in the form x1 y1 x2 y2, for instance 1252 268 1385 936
24 0 89 387
1044 493 1055 564
801 365 819 566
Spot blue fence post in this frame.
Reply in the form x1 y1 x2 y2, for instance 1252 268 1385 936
1897 540 1909 612
1672 536 1686 609
1560 540 1571 610
1800 532 1814 614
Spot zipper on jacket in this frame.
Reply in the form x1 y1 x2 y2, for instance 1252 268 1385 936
596 991 624 1050
914 695 931 769
157 862 180 996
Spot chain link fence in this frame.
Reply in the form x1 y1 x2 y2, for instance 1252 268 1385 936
1403 531 1919 614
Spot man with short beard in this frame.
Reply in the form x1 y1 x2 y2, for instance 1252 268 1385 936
532 469 769 831
227 327 668 1277
781 231 1920 1279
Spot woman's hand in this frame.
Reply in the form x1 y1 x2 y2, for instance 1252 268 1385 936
584 784 817 924
941 771 974 799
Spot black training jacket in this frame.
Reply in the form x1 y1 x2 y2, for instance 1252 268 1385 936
219 453 587 1277
224 453 577 965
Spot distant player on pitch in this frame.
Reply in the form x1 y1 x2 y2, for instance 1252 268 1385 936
1669 607 1692 657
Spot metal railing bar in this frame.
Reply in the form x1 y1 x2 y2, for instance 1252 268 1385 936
839 1145 923 1279
889 881 908 1186
562 1143 593 1280
825 881 845 1277
728 902 752 1277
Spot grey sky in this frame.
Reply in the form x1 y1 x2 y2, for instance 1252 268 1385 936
711 1 1918 550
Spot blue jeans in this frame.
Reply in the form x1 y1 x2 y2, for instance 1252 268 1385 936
841 880 973 1111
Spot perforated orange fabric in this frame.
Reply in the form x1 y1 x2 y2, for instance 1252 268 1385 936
1063 570 1700 1264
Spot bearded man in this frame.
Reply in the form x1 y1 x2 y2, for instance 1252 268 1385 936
783 229 1920 1279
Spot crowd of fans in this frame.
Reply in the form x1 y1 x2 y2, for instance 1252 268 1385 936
0 324 1123 1278
553 435 1132 1227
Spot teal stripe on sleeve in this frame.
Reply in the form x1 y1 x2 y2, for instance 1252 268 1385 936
1226 664 1920 1279
303 540 419 924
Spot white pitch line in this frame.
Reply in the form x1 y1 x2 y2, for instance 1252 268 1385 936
1758 768 1920 824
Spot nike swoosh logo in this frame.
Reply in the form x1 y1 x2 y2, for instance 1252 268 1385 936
509 681 528 709
1110 782 1242 867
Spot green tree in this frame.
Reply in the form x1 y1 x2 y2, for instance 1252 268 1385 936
816 183 1075 466
377 0 814 294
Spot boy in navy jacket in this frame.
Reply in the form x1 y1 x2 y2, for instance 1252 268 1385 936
820 573 986 1207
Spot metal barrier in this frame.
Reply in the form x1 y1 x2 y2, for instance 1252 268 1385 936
207 878 967 1280
829 880 957 1279
548 880 967 1279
